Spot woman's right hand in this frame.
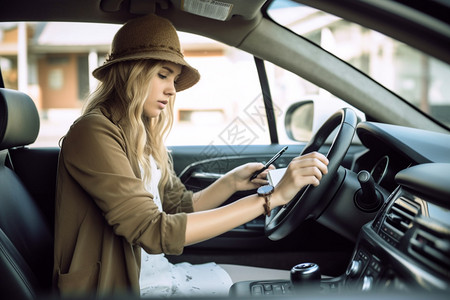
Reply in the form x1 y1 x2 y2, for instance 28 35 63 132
272 152 329 207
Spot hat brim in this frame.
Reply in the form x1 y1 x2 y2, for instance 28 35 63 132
92 50 200 92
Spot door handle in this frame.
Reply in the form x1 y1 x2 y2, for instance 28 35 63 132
190 171 223 180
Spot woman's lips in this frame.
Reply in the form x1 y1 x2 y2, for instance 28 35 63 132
158 100 168 109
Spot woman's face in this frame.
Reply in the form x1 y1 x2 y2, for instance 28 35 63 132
144 62 182 118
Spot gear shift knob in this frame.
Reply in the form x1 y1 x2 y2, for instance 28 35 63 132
290 263 321 291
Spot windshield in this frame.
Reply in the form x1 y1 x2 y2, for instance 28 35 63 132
267 0 450 128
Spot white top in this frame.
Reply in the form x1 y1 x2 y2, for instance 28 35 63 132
139 156 232 297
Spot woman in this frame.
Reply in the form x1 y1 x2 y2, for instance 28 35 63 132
53 14 329 297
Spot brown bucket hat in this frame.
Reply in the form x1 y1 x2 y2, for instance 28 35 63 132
92 14 200 92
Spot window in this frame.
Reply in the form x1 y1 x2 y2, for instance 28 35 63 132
264 60 365 144
268 0 450 128
168 33 269 146
0 22 269 147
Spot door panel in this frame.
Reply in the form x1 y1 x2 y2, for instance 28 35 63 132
167 143 365 275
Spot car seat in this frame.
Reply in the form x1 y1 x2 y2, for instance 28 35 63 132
0 88 54 299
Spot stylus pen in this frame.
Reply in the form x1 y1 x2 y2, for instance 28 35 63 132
250 146 288 180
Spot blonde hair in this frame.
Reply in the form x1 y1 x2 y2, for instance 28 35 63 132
83 59 175 189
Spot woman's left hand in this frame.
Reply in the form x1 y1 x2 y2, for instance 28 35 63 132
228 163 275 192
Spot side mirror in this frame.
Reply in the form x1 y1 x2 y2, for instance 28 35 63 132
284 100 314 141
284 98 365 143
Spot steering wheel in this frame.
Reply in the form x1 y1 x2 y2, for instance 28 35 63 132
265 108 358 240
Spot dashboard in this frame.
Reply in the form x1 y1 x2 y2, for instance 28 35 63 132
230 121 450 297
345 123 450 292
347 163 450 292
337 123 450 293
354 122 450 192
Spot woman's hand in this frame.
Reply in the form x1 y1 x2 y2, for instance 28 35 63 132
227 162 276 192
193 162 274 212
186 152 329 245
272 151 329 207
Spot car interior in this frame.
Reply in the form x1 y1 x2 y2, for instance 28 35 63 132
0 0 449 299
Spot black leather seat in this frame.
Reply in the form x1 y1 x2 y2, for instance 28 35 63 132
0 88 54 299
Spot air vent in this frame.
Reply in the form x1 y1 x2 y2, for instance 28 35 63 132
379 197 420 246
409 228 450 278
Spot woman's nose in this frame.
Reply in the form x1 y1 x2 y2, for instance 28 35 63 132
165 81 176 96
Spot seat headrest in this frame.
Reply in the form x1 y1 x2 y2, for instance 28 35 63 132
0 88 40 150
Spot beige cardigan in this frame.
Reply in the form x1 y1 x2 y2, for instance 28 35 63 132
53 108 193 296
